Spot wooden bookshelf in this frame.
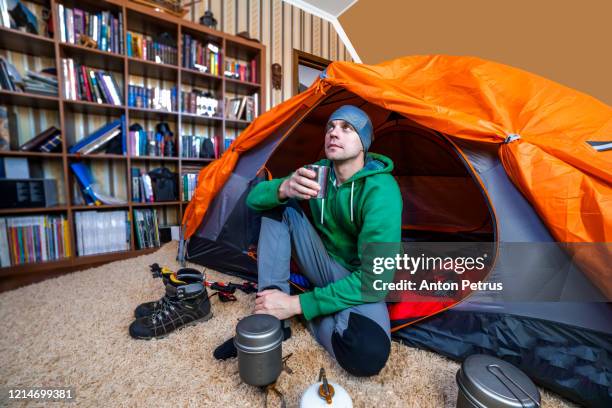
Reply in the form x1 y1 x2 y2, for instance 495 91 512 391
0 0 266 285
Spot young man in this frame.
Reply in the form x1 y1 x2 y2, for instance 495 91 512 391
214 105 403 377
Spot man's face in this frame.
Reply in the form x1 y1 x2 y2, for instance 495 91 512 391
324 119 363 161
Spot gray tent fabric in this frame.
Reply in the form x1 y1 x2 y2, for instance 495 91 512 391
455 142 606 309
394 141 611 408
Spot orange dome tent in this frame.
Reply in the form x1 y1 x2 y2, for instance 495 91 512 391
180 55 611 407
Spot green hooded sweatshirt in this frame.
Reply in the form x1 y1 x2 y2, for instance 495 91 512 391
246 152 403 320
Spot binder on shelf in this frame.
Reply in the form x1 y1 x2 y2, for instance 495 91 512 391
39 133 62 153
69 115 125 155
19 126 62 152
70 162 126 205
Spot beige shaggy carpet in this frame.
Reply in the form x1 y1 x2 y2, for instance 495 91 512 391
0 242 574 407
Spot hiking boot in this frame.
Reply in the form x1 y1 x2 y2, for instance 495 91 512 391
134 267 203 319
129 280 213 340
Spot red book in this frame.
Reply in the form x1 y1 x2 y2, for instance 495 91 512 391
251 59 257 82
9 225 16 265
190 93 196 114
80 65 92 101
26 225 32 263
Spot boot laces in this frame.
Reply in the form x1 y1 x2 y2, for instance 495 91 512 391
151 297 178 324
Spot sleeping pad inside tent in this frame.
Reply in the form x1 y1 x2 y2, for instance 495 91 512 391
180 57 612 408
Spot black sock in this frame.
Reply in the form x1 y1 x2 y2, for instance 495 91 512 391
213 325 292 360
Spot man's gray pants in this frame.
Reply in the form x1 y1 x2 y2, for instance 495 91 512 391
257 200 391 377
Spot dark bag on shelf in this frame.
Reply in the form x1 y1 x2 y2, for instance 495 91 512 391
200 138 215 158
148 167 177 201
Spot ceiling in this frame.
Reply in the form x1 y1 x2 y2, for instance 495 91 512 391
291 0 358 18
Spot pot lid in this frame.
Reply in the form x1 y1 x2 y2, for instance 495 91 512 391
457 354 540 408
234 314 283 353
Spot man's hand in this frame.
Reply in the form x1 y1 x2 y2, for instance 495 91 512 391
278 167 320 201
254 289 302 320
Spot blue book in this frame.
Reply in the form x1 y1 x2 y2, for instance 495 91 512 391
99 17 105 51
128 85 134 107
121 114 126 155
69 118 122 153
95 71 112 104
126 32 132 56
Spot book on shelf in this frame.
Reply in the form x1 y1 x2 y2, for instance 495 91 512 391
141 172 154 203
0 214 71 267
0 57 21 92
74 210 130 256
69 115 126 155
180 90 219 117
128 123 175 157
224 94 258 121
182 172 198 201
22 70 59 96
181 135 216 159
133 208 160 249
131 167 178 203
182 34 220 75
70 162 126 206
61 58 122 105
128 85 177 112
224 136 235 151
127 31 177 65
0 105 10 151
131 168 154 203
0 0 10 28
223 58 258 83
0 57 59 96
57 4 123 54
18 126 62 152
130 167 141 202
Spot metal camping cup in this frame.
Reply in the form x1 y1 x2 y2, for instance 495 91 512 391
304 164 330 199
234 314 283 387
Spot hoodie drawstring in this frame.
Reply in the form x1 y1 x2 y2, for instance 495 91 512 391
350 181 354 222
320 197 325 225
